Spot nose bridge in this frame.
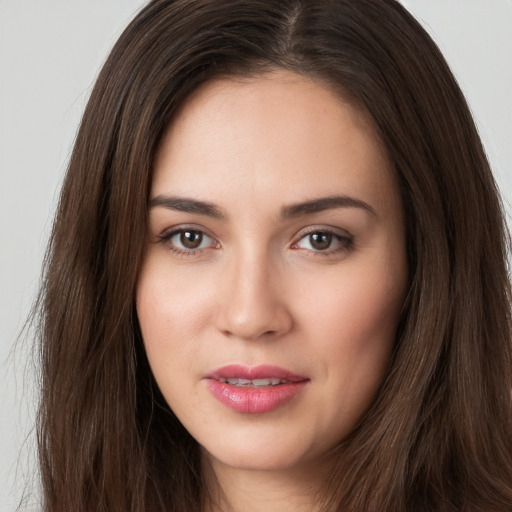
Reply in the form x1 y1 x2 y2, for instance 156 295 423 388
217 242 291 340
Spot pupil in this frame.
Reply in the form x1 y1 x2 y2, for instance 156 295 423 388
310 232 331 250
180 230 202 249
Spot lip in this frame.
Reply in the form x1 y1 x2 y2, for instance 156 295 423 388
205 364 309 414
206 364 306 382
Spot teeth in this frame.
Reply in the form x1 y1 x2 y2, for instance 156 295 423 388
227 378 251 386
252 378 272 387
218 377 289 387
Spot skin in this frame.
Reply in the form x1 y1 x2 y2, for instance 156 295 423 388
136 69 408 511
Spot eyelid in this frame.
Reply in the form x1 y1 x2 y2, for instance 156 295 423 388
157 224 220 255
155 223 353 257
290 226 354 254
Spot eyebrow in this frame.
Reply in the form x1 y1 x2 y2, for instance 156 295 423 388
149 193 376 219
281 195 377 218
149 195 226 219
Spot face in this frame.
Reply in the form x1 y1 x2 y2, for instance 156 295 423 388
136 70 408 475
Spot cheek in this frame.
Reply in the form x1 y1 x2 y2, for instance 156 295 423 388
300 261 404 343
293 260 405 437
136 258 215 376
296 253 406 393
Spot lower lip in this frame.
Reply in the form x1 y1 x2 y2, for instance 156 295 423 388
206 379 308 413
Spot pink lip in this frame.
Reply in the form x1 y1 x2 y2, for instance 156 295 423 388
205 365 309 414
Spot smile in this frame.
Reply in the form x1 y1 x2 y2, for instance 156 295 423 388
205 365 309 413
217 377 291 387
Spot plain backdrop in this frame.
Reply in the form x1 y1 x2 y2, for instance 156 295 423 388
1 0 511 509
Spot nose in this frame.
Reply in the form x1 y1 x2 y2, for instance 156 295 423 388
215 248 293 341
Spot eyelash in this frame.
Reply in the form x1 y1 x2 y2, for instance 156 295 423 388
157 227 218 256
157 227 354 257
291 228 354 256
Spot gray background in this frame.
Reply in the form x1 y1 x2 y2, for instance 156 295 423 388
1 0 511 509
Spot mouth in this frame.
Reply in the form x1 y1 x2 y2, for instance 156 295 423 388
206 364 307 386
217 377 293 387
205 364 309 413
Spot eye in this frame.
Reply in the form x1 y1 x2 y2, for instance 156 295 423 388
293 229 352 254
175 230 206 249
159 228 218 254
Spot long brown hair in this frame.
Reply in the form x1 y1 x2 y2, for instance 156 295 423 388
35 1 512 510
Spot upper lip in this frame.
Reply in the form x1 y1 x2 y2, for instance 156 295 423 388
205 364 308 382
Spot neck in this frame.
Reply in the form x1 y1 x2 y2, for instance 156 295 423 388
201 451 333 512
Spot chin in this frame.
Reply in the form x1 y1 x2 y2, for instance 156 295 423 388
204 446 306 472
197 424 335 474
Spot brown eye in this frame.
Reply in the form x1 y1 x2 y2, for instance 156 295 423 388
161 228 217 254
309 232 332 251
293 229 352 255
180 230 203 249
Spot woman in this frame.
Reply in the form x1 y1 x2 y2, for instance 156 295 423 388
35 0 512 511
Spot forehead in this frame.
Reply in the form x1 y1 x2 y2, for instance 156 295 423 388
152 70 397 214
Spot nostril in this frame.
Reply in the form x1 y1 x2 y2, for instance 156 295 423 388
215 265 294 340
